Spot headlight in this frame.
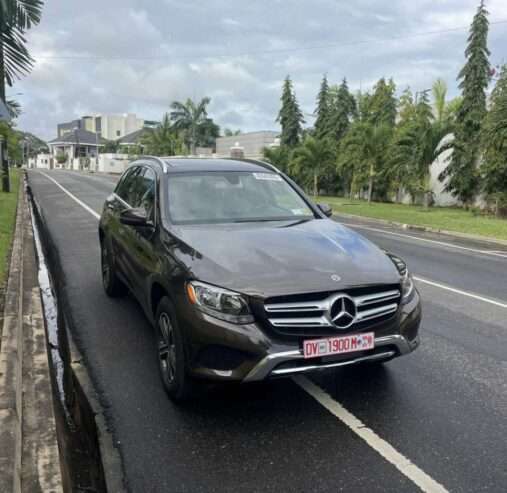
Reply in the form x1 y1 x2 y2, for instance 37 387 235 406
387 253 414 302
186 280 254 324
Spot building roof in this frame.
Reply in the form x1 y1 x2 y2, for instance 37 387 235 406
160 157 276 173
117 127 153 145
48 129 105 146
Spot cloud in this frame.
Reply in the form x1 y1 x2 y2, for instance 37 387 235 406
12 0 507 140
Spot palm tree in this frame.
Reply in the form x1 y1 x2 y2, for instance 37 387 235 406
0 0 43 102
432 79 447 124
170 97 211 154
1 0 43 192
262 145 289 173
340 122 392 203
290 136 335 197
142 113 184 157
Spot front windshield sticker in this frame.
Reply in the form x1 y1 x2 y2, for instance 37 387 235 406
291 208 307 215
253 172 282 181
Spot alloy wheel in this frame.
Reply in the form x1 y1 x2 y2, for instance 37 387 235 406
158 312 177 385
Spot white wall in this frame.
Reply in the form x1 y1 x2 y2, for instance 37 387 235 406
429 135 459 206
28 154 53 169
98 153 131 174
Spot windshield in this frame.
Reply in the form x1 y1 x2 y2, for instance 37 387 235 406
167 171 315 225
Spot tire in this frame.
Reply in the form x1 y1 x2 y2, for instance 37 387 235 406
155 297 196 402
101 239 127 297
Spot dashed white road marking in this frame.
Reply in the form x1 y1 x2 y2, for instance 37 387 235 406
343 222 507 259
38 171 101 219
413 276 507 309
293 376 449 493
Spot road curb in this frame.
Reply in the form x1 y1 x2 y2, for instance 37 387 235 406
333 210 507 247
68 334 127 493
0 177 63 493
27 175 126 492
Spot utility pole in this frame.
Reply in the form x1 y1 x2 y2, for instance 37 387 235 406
0 98 11 192
0 134 8 192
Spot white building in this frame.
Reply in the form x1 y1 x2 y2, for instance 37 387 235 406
57 113 145 141
47 129 104 171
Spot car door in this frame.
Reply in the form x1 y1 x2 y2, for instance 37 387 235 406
119 165 160 305
110 165 143 289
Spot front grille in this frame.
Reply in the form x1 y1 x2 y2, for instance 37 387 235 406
264 285 401 336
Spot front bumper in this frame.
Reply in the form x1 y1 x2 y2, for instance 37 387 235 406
243 333 419 382
178 288 421 383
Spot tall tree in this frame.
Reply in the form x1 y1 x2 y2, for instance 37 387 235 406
276 76 305 148
329 78 357 141
481 64 507 214
290 136 335 197
170 97 213 154
439 0 491 207
368 77 397 127
314 74 331 138
1 0 43 192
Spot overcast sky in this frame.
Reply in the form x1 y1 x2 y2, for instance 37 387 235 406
13 0 507 140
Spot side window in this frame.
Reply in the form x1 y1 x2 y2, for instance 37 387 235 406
115 165 156 218
115 167 138 203
138 168 156 220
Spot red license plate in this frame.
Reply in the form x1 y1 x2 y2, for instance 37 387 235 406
303 332 375 359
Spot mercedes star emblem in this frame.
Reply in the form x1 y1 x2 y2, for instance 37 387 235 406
330 295 357 329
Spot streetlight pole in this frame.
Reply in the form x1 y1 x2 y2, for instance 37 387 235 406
95 125 99 172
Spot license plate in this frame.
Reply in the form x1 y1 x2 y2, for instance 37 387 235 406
303 332 375 359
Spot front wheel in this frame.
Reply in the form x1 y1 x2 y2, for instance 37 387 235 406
155 297 196 402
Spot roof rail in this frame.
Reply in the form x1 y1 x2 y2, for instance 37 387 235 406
139 155 169 173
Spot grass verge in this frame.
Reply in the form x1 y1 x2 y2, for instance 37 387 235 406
318 195 507 241
0 169 21 287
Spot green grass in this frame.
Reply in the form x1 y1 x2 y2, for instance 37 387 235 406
318 195 507 241
0 169 21 286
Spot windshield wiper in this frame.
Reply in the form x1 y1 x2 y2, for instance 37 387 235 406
281 218 313 227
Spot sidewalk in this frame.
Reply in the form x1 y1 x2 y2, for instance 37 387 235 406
0 177 63 492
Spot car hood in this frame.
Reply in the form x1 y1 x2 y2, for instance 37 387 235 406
169 219 400 298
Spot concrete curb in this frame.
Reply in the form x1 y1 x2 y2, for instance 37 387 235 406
333 210 507 247
27 176 126 492
68 335 127 493
0 178 63 492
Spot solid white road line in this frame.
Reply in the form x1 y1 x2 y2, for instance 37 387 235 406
343 222 507 259
413 276 507 309
38 171 101 219
293 376 449 493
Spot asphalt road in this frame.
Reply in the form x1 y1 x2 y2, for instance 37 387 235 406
27 169 507 493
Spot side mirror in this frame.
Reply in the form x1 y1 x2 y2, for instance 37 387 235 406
317 203 333 218
120 207 150 227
